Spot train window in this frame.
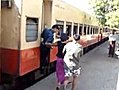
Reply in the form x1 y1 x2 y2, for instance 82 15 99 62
93 28 95 34
90 27 93 34
66 22 72 36
66 25 71 36
73 23 78 35
26 18 38 42
59 25 64 32
87 26 90 34
84 26 86 35
56 20 64 32
95 28 98 34
79 25 82 35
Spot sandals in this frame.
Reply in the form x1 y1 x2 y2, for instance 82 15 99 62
67 82 72 84
56 86 65 90
56 87 60 90
56 82 72 90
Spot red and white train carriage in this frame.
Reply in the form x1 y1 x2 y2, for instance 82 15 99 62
0 0 109 88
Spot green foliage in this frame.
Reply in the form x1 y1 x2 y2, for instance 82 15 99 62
90 0 119 28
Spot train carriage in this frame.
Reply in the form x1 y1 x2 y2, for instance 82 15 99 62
0 0 109 88
51 0 105 52
1 0 43 79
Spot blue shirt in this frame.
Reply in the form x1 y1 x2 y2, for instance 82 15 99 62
41 28 54 43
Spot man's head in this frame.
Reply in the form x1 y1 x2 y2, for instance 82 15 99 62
52 24 59 33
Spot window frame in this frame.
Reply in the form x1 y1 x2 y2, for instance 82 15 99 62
26 17 39 42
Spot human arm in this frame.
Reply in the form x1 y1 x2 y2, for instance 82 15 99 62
63 44 66 54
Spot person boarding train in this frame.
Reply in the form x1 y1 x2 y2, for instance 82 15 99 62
40 24 60 74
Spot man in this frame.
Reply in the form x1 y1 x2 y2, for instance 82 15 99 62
108 30 117 57
40 24 59 74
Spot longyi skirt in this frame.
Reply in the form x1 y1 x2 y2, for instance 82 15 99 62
56 57 65 84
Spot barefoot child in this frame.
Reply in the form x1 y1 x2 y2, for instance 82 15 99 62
63 35 83 90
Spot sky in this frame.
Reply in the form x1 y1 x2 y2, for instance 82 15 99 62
62 0 93 14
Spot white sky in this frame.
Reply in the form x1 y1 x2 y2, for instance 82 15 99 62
62 0 93 14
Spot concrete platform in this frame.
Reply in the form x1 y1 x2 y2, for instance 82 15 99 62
26 42 119 90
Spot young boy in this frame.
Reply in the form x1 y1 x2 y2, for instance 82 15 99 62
63 35 83 90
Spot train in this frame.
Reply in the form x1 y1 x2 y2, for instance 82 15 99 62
1 0 110 89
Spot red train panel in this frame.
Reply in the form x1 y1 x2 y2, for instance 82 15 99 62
50 46 58 63
1 47 40 76
20 47 40 76
1 48 19 75
79 36 88 48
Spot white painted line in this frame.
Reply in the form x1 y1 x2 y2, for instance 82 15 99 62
116 73 119 90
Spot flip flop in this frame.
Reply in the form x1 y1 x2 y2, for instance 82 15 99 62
56 87 60 90
64 82 72 89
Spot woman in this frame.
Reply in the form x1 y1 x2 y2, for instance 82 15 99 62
56 33 70 90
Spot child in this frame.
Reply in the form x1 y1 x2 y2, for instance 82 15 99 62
56 33 70 90
63 35 83 90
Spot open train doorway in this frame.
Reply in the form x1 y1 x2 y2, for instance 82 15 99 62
66 22 72 36
42 0 53 29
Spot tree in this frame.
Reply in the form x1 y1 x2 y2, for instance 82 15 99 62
90 0 119 28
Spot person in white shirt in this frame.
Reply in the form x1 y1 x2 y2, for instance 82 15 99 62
63 35 83 90
108 30 116 57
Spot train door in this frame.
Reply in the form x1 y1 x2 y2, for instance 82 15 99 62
49 20 64 63
42 0 53 28
66 22 72 36
73 23 78 35
50 20 64 63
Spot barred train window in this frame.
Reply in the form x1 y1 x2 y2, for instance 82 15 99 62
26 18 38 42
79 25 82 35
